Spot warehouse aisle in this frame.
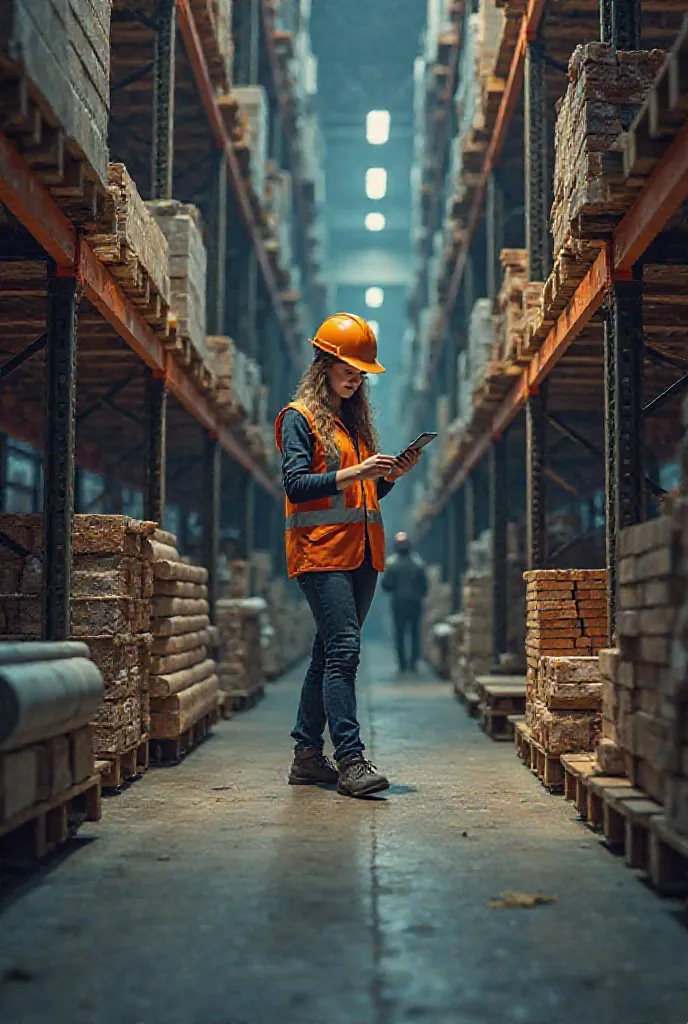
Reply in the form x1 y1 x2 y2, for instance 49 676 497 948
1 644 687 1024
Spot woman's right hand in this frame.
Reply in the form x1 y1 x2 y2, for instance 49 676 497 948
358 453 398 480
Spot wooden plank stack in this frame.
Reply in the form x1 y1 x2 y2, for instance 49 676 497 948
495 249 528 363
615 516 684 805
146 200 208 362
215 598 266 703
148 530 219 744
207 336 263 425
87 163 170 334
524 569 608 755
189 0 233 92
551 43 665 261
234 86 270 201
0 0 112 193
0 514 156 763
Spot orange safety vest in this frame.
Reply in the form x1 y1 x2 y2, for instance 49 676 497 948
275 400 386 578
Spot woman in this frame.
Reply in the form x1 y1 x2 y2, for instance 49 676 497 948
275 312 420 798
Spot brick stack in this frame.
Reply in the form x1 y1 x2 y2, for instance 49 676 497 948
614 516 685 804
524 569 608 754
596 648 627 774
148 531 219 743
0 514 155 762
215 598 266 701
495 249 528 363
551 43 664 262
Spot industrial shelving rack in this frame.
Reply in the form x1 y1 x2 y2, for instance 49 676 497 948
0 0 321 640
406 0 688 659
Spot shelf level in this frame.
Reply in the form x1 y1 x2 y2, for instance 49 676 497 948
0 129 280 499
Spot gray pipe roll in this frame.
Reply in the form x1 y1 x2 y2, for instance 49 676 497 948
0 657 104 752
0 642 90 667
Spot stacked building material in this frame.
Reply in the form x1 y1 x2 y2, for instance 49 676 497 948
0 514 155 763
216 598 266 702
495 249 528 362
146 200 207 361
0 642 103 829
596 648 627 775
614 516 684 805
0 0 112 192
189 0 233 91
87 163 170 331
423 566 453 675
148 531 219 744
234 86 269 200
524 569 607 755
206 337 263 424
264 163 294 270
551 43 664 261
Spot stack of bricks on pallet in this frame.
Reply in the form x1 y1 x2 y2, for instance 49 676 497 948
614 515 685 806
87 163 170 330
551 43 665 263
0 643 102 826
0 0 112 191
216 598 265 700
149 531 219 742
0 514 154 761
494 249 527 363
145 200 207 361
524 570 607 754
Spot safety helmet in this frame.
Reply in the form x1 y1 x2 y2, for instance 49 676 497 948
311 312 385 374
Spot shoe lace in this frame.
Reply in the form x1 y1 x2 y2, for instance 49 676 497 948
347 758 377 779
314 752 337 771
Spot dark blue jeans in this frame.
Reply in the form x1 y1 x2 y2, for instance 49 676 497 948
293 563 378 762
392 600 422 670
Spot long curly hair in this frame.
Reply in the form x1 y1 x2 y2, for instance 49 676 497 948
294 352 379 458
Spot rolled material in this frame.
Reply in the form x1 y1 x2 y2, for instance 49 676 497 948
0 656 104 752
0 642 90 666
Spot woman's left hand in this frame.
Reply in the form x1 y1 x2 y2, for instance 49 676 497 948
384 449 421 482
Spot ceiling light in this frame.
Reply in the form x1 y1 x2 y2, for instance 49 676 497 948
365 168 387 200
365 288 384 309
366 110 390 145
368 320 379 338
365 212 386 232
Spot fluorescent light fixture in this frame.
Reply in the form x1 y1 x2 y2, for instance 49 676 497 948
368 320 379 338
365 212 386 232
366 110 390 145
365 168 387 200
365 288 384 309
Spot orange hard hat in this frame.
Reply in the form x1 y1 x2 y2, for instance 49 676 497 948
311 312 385 374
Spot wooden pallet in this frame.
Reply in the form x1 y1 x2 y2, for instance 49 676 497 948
96 736 150 793
561 753 598 815
217 692 234 720
0 775 101 862
149 706 219 766
515 721 565 790
648 816 688 898
231 682 266 713
475 676 526 741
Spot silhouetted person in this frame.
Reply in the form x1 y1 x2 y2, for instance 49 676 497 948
382 532 428 673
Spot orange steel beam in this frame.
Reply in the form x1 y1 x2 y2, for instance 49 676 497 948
614 119 688 272
0 128 280 498
176 0 301 366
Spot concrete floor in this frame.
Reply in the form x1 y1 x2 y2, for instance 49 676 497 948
1 643 687 1024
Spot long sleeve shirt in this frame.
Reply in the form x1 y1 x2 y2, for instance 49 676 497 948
280 408 395 505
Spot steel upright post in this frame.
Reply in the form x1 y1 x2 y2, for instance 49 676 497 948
605 269 645 641
202 433 221 622
489 435 508 664
610 0 641 49
144 369 167 524
43 264 78 641
151 0 176 199
525 34 550 282
526 384 548 570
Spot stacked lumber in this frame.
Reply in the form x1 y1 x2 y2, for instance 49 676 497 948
0 514 155 761
216 598 266 702
234 86 269 201
148 530 219 742
263 577 314 679
0 642 103 833
551 44 665 261
495 249 528 363
87 163 170 332
207 337 263 424
189 0 233 91
596 648 627 775
0 0 112 193
423 565 453 676
524 569 608 755
264 162 294 271
614 516 684 805
146 200 207 362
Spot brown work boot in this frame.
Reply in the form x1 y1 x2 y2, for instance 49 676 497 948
336 754 390 798
288 748 339 786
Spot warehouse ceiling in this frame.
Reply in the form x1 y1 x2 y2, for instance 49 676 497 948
310 0 426 289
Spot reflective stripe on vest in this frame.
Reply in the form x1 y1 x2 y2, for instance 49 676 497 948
286 507 384 531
